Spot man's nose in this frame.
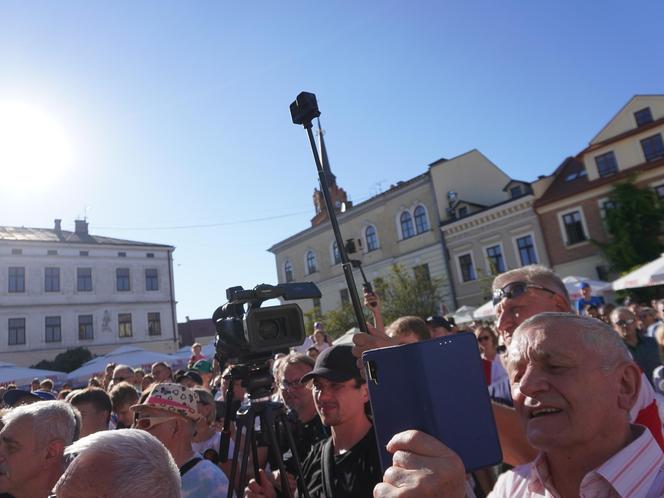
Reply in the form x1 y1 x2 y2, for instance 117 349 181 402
516 366 548 398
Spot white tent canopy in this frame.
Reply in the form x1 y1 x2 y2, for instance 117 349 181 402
0 363 67 389
473 300 495 320
612 254 664 291
562 275 612 300
451 305 476 324
67 346 176 386
333 327 360 346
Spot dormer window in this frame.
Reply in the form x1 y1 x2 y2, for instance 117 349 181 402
457 206 468 218
634 107 654 127
509 185 522 198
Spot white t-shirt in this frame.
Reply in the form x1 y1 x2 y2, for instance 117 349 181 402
181 453 229 498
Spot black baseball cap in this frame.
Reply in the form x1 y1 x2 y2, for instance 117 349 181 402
300 345 361 383
426 315 453 331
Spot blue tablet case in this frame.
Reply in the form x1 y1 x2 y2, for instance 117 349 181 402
362 332 503 472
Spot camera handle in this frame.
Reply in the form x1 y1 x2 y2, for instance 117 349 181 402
295 100 368 333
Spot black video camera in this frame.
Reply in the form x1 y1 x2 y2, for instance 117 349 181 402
212 282 321 364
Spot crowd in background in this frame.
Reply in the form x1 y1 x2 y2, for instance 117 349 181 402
1 266 663 497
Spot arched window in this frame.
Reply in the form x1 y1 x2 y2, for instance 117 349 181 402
284 260 294 282
400 211 415 239
332 241 341 265
306 251 318 274
365 225 379 251
414 205 429 234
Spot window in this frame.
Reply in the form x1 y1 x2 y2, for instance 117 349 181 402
599 199 617 218
486 245 505 274
306 251 317 274
145 269 159 291
510 186 522 198
118 313 133 338
457 206 469 218
312 297 321 310
414 206 429 234
458 254 476 282
641 134 664 162
45 316 61 343
284 260 294 282
655 184 664 200
564 169 587 182
562 211 587 245
118 252 127 257
332 241 341 265
116 268 131 291
365 226 379 252
594 151 618 178
634 107 654 127
79 250 89 257
148 312 161 336
413 263 431 283
147 253 155 258
516 235 538 265
340 288 350 306
47 249 58 256
77 268 93 292
11 248 22 255
8 318 25 345
78 315 94 340
45 267 60 292
8 267 25 293
400 212 415 239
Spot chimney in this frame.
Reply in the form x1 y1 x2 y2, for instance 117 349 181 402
74 219 89 236
185 316 190 322
54 219 62 233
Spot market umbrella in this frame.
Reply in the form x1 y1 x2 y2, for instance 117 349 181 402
473 300 496 320
451 305 477 324
612 254 664 291
0 362 67 389
561 275 612 300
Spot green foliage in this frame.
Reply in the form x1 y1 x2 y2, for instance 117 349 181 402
31 347 93 373
596 179 664 272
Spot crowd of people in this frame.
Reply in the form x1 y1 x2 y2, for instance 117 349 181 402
1 264 663 497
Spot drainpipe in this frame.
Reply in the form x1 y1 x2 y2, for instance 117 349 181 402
167 249 178 349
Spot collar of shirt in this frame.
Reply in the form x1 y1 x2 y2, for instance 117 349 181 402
526 425 664 497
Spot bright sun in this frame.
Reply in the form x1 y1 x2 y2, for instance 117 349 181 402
0 100 74 191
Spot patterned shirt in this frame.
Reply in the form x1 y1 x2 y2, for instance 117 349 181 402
489 426 664 497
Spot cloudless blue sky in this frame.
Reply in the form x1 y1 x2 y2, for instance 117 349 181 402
1 1 662 320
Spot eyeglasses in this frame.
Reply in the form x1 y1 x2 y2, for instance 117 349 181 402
477 336 491 343
134 415 178 430
279 379 305 391
112 377 128 382
492 281 557 306
614 319 635 327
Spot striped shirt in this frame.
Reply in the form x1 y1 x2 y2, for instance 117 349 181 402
489 426 664 497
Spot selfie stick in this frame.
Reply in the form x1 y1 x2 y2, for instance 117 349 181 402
290 92 368 333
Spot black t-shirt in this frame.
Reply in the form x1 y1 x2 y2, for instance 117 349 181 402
298 427 382 498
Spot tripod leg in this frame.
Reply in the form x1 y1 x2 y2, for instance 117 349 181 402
238 414 256 497
276 412 312 498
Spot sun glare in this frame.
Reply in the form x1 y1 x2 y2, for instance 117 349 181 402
0 100 74 191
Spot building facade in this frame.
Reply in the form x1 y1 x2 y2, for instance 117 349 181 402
0 219 178 366
535 95 664 279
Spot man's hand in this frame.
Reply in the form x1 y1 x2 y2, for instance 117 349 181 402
352 323 397 376
374 430 466 498
245 469 277 498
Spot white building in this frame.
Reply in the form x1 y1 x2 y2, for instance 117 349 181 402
0 219 178 367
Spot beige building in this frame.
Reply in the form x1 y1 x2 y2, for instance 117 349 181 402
434 151 550 306
0 219 178 366
535 95 664 279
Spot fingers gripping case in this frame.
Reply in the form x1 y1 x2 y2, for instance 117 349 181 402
362 332 503 472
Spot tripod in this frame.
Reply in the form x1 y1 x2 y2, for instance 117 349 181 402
219 362 311 498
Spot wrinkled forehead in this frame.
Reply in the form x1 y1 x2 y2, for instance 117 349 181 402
507 322 584 367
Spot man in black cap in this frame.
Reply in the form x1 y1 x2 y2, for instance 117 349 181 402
246 344 381 498
426 315 455 338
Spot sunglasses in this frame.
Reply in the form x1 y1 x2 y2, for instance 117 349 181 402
477 335 491 342
492 281 557 306
614 319 635 327
279 379 306 391
134 415 178 430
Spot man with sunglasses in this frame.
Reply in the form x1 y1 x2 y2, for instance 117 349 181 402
131 383 228 498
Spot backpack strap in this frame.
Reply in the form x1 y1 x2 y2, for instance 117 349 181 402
180 457 202 477
321 438 335 498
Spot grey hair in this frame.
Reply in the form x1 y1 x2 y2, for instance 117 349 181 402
510 312 632 369
54 429 181 498
610 306 636 324
2 400 79 447
492 264 570 305
275 353 315 383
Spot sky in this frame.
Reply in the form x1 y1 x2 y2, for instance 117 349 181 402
0 1 662 321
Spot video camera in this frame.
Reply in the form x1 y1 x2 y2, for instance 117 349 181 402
212 282 321 364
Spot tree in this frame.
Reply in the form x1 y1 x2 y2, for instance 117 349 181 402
596 179 664 272
31 347 93 373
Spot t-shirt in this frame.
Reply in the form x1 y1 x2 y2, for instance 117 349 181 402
298 427 382 498
626 335 662 385
575 296 605 314
180 453 229 498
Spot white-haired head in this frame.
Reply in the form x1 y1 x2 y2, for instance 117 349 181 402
54 429 181 497
2 400 79 447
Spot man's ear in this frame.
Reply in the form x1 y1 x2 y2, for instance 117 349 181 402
44 439 65 467
360 383 369 403
616 362 641 412
553 294 572 313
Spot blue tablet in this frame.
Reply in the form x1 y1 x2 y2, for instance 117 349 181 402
362 332 503 472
